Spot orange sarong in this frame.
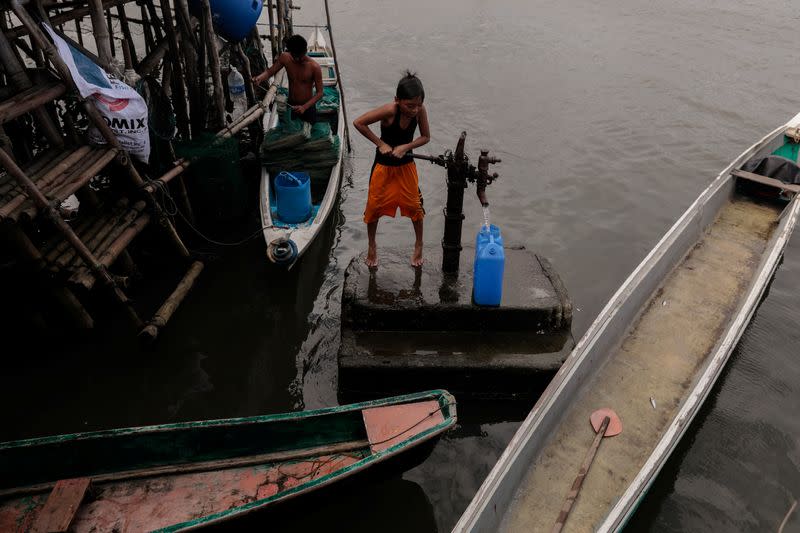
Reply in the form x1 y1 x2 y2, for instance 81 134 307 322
363 161 424 223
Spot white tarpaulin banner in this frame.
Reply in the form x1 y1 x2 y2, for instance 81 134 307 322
43 24 150 163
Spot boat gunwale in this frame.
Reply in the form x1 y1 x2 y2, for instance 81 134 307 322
0 389 453 450
454 113 800 533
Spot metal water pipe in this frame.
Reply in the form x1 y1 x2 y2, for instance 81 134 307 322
412 131 501 273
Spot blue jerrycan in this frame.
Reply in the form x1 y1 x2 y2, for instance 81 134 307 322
275 171 312 223
473 225 505 306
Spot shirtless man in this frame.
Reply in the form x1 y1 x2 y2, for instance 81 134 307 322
252 35 323 124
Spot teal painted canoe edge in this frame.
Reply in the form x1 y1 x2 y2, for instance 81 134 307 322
157 390 457 532
0 390 453 450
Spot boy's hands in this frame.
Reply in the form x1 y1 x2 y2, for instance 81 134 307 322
378 142 392 155
391 144 409 159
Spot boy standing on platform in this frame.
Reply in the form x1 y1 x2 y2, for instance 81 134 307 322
354 72 431 267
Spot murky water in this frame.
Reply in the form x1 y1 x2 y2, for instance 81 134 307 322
2 0 800 531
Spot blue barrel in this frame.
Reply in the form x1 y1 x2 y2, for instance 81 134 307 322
473 226 505 306
275 171 312 223
188 0 263 42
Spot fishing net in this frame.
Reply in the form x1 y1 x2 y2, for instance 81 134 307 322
175 134 247 222
260 110 340 183
275 86 340 114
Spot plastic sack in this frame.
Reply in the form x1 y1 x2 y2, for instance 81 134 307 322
44 24 150 163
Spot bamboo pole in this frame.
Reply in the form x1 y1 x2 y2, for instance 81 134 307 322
140 4 155 54
139 260 203 340
73 16 83 46
323 0 352 152
88 0 113 66
137 37 170 78
200 0 225 130
0 146 143 329
105 8 115 58
160 0 190 139
173 0 202 135
275 0 284 52
116 3 137 66
235 44 256 108
266 0 277 60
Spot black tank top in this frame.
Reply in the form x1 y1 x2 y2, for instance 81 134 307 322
375 106 417 166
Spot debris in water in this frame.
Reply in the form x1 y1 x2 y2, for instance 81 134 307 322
649 397 656 409
662 300 668 306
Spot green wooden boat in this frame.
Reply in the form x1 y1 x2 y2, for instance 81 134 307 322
0 390 456 532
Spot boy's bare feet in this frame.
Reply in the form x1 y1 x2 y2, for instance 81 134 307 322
411 241 423 267
366 242 378 267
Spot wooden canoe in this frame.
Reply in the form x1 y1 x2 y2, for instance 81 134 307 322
259 27 344 268
0 390 456 532
454 113 800 533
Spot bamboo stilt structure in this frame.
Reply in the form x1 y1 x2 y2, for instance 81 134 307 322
0 146 143 329
200 0 225 130
87 0 113 66
9 0 191 259
323 0 352 152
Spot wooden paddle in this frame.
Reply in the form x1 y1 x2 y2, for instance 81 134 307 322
551 408 622 533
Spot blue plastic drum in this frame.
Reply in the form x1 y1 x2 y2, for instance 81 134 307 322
188 0 263 42
275 171 312 223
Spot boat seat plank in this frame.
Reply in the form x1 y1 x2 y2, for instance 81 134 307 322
363 400 444 454
30 477 91 533
732 168 800 193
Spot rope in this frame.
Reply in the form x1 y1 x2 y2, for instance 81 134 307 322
145 178 270 247
368 400 456 448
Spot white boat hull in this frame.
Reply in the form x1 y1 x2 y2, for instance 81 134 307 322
455 112 800 532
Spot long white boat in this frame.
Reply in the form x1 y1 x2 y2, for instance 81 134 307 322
260 27 344 267
455 112 800 532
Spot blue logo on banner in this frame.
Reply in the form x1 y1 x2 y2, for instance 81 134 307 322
68 43 111 89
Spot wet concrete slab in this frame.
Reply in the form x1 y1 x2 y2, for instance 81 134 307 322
338 247 574 397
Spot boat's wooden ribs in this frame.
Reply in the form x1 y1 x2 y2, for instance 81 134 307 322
732 168 800 194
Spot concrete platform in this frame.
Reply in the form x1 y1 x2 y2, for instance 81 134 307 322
338 247 574 397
